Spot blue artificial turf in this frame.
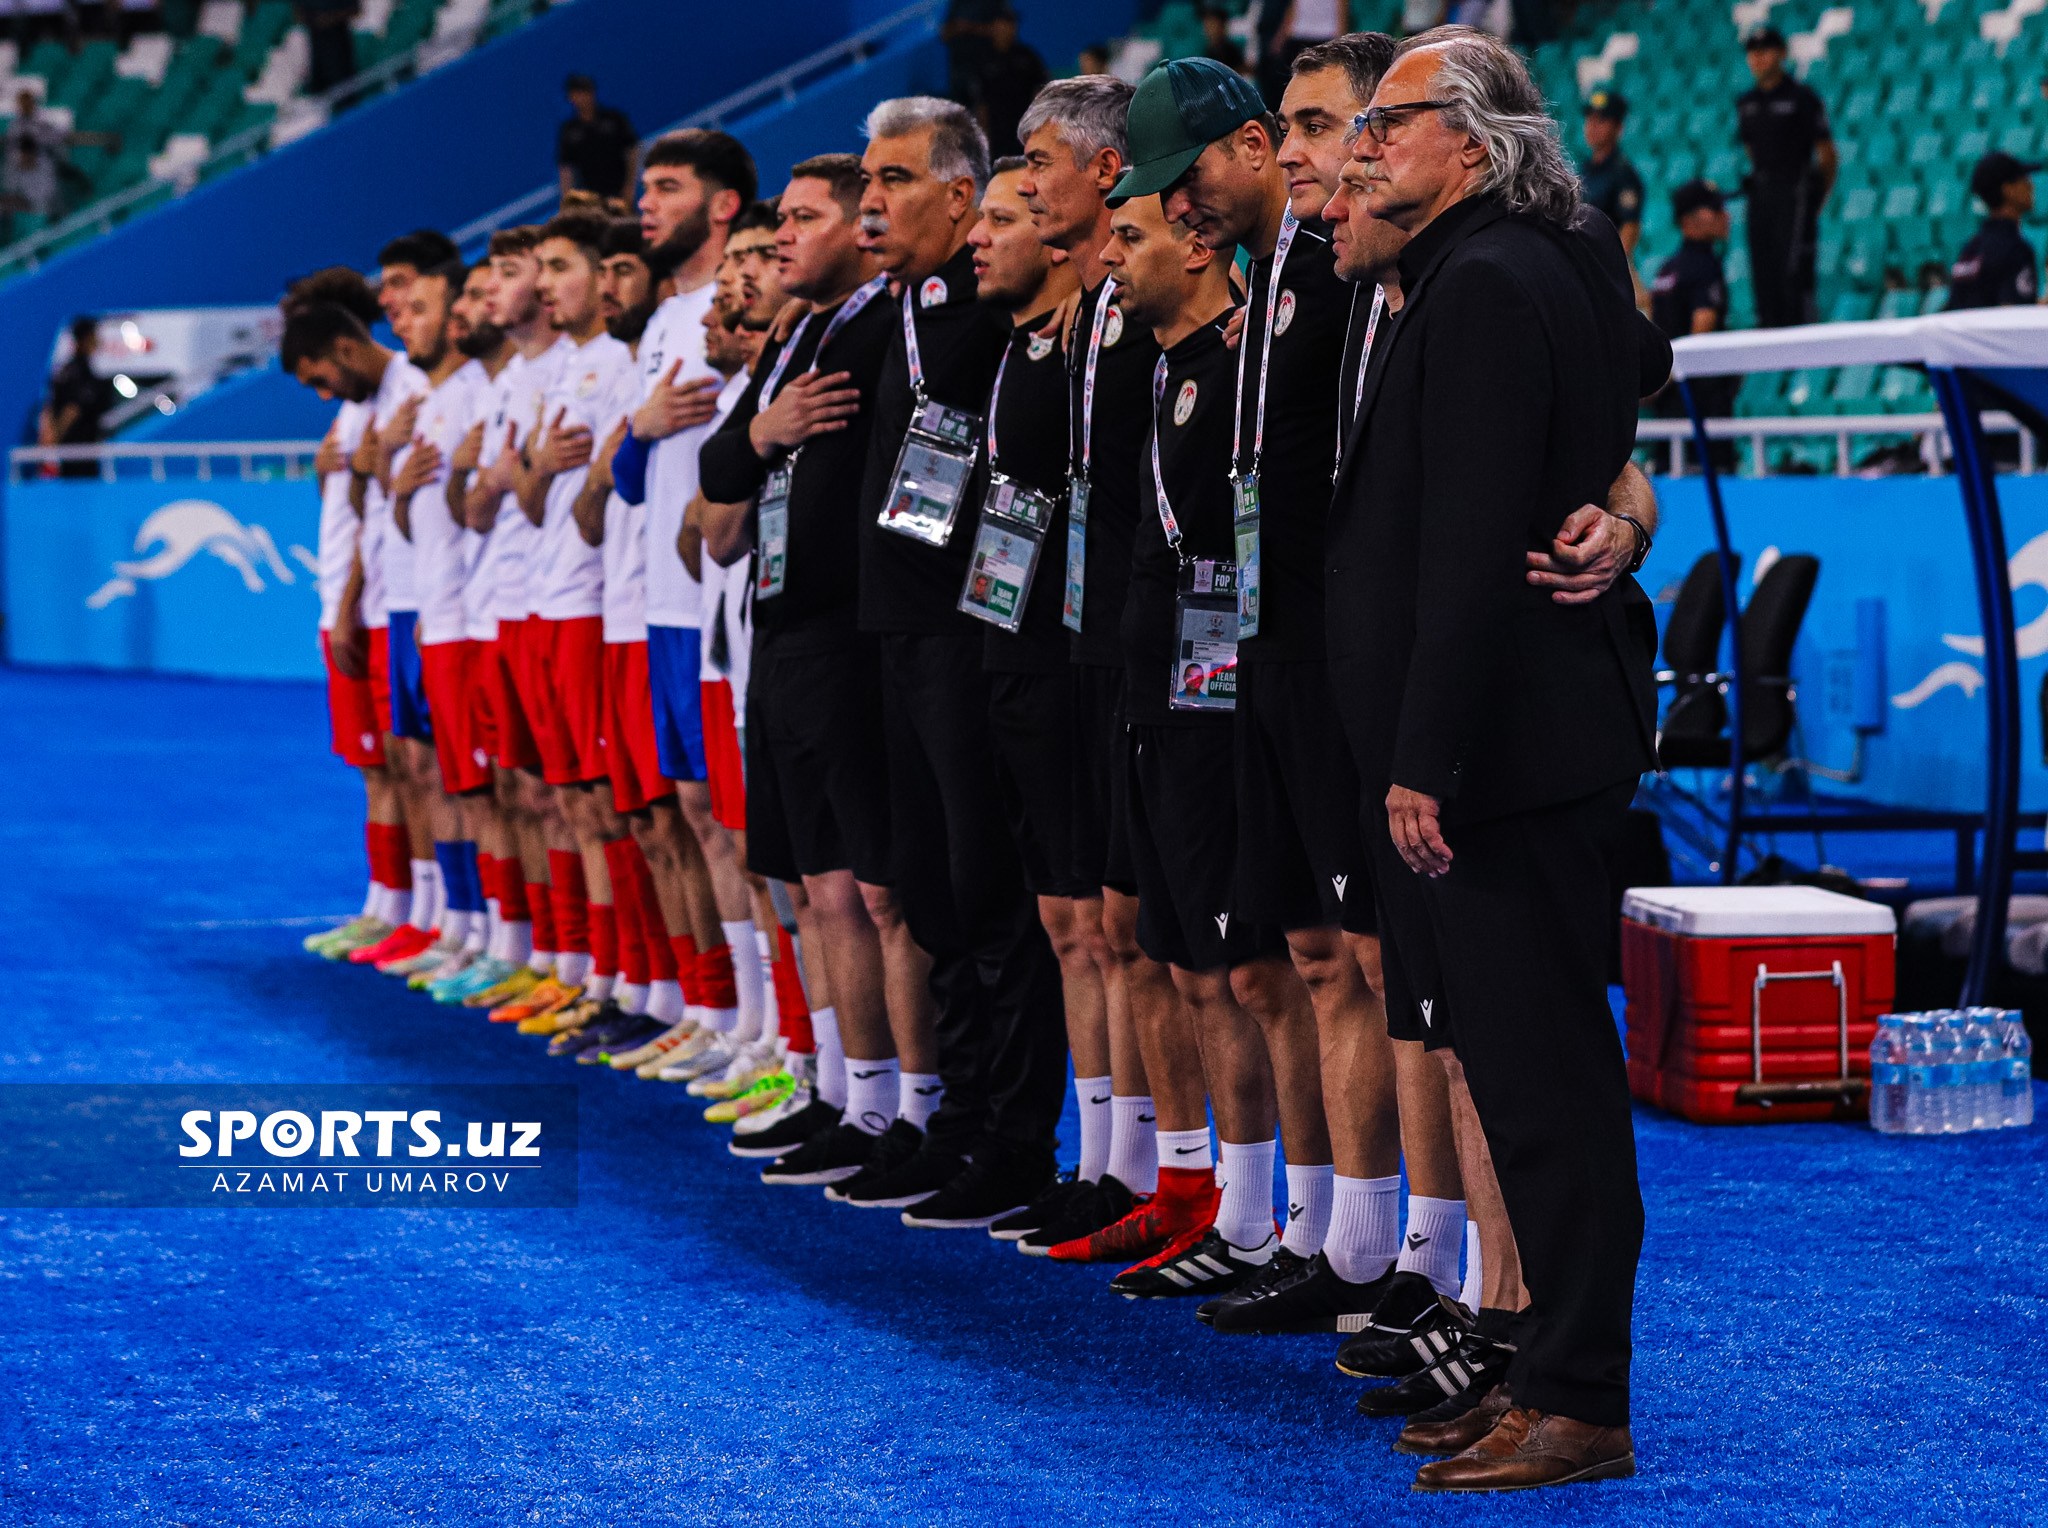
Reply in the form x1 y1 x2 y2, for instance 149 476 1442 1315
2 667 2045 1526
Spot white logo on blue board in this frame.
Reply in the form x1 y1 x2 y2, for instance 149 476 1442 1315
85 500 313 609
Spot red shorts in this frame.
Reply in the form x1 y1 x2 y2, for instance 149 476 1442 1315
489 618 544 772
524 615 607 787
322 629 385 768
472 636 502 766
603 641 669 813
420 639 493 794
701 677 746 832
366 625 393 738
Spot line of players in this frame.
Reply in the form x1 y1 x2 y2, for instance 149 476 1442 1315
292 37 1656 1457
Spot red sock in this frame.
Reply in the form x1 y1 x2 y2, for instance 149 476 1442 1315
527 881 555 950
369 822 412 888
600 840 650 985
670 935 701 1003
623 842 676 980
697 943 738 1009
547 849 589 954
498 865 530 922
771 943 813 1053
589 902 618 978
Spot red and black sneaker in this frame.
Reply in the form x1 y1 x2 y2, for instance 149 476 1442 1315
1044 1166 1218 1264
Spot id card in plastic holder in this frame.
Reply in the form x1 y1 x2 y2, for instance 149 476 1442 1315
1230 474 1261 637
959 475 1054 633
879 402 982 546
1171 560 1239 713
1062 475 1090 632
755 462 793 599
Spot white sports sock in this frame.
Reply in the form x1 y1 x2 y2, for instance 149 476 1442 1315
1215 1139 1277 1250
583 971 615 1002
1282 1161 1335 1258
1106 1096 1158 1192
501 920 532 966
898 1072 944 1131
1325 1174 1400 1285
1396 1194 1468 1296
555 950 592 986
1459 1219 1484 1314
362 880 380 918
1156 1125 1212 1172
528 947 555 973
462 910 488 953
408 859 441 932
376 884 410 927
614 981 647 1016
1074 1075 1112 1182
845 1056 899 1136
722 920 766 1040
645 978 684 1023
811 1006 847 1110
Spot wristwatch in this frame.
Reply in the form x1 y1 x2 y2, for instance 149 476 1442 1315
1611 511 1652 574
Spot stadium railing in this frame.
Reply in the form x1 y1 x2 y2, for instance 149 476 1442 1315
1636 410 2039 477
8 440 322 482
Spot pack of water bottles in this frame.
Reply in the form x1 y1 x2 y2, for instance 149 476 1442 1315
1869 1008 2035 1134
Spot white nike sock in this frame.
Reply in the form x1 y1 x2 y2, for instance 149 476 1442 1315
1074 1075 1112 1182
614 981 647 1016
898 1071 944 1131
811 1006 847 1110
408 859 441 932
1459 1219 1484 1313
1215 1138 1276 1250
582 970 615 1002
1107 1095 1158 1193
1325 1173 1400 1285
555 950 592 987
723 919 766 1040
1282 1161 1335 1258
1157 1125 1212 1172
645 978 684 1023
845 1056 899 1136
1396 1194 1468 1296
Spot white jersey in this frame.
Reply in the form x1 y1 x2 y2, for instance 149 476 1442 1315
316 399 373 632
639 285 721 630
471 339 565 626
459 357 512 643
531 330 636 621
599 479 647 644
370 353 433 615
697 371 756 714
412 359 485 646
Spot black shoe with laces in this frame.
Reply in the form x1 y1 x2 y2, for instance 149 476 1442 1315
729 1098 842 1160
1207 1251 1397 1335
585 1011 666 1064
987 1169 1091 1242
556 1000 632 1060
1197 1246 1306 1326
1109 1225 1277 1300
1017 1173 1134 1256
1334 1276 1466 1378
822 1119 926 1202
902 1145 1057 1230
760 1119 882 1185
1355 1319 1511 1419
839 1141 968 1210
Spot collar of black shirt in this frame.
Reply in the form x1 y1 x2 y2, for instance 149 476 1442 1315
1394 191 1506 296
913 239 981 310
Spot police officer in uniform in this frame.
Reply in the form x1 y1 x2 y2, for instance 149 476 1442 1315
1737 26 1835 328
1577 90 1644 267
1650 179 1733 467
1948 151 2041 309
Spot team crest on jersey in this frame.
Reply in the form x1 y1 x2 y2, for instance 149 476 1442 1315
1104 306 1124 347
1173 379 1198 425
1274 289 1297 335
575 369 599 399
1027 333 1055 361
920 276 948 308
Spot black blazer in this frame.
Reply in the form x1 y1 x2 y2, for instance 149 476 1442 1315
1326 193 1661 825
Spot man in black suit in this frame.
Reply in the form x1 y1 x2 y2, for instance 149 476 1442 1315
1327 26 1660 1493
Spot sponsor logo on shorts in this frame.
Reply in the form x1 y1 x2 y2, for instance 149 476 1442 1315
1214 912 1229 937
1420 998 1434 1028
1332 873 1348 901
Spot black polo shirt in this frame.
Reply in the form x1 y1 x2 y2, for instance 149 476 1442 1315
1651 239 1728 338
1067 274 1163 669
979 311 1073 674
1737 77 1830 185
1948 217 2039 308
1578 149 1645 232
557 106 638 199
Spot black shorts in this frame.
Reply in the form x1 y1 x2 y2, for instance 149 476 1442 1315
1367 807 1453 1051
1234 659 1377 936
744 635 893 887
1072 663 1134 895
1127 721 1290 972
988 670 1092 899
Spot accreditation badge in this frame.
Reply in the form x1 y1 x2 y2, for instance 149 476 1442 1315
1231 474 1261 638
1170 560 1240 713
1062 474 1090 632
958 474 1054 634
878 400 982 546
755 461 794 599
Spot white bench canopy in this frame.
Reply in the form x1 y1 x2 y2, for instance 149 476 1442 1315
1670 307 2048 379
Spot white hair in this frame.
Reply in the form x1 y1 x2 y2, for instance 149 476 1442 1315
1394 26 1581 226
1016 75 1134 167
863 95 991 192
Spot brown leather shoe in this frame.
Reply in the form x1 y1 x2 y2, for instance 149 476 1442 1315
1411 1407 1635 1493
1393 1383 1513 1457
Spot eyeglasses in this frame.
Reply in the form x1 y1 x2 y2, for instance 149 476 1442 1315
1351 101 1452 143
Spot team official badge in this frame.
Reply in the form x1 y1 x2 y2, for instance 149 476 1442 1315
1027 333 1054 361
1104 307 1124 346
1274 289 1297 335
1173 379 1198 425
920 276 948 307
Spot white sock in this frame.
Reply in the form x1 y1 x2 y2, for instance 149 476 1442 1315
375 884 409 925
1215 1139 1276 1250
462 911 488 953
1459 1219 1484 1314
811 1006 847 1110
583 971 615 1002
1396 1194 1468 1296
1107 1096 1158 1193
722 920 765 1040
528 947 555 973
1325 1174 1401 1285
501 920 532 966
408 859 441 932
645 978 684 1023
1156 1125 1212 1172
555 950 592 986
614 981 647 1015
898 1071 944 1131
1074 1075 1112 1182
1282 1161 1335 1258
845 1056 899 1136
362 879 380 917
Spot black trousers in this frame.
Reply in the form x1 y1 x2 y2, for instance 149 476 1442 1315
878 632 1068 1158
1747 179 1819 329
1362 777 1644 1427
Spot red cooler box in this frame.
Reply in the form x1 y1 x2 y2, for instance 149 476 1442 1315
1620 886 1896 1124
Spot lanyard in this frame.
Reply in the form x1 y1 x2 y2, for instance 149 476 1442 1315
1230 209 1299 479
1149 354 1181 554
1071 277 1117 479
985 340 1013 464
1335 283 1388 475
901 285 930 400
760 275 887 409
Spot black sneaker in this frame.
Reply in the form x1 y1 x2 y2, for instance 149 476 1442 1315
1197 1246 1305 1326
902 1146 1057 1230
728 1098 842 1160
1207 1251 1397 1335
1108 1226 1278 1300
987 1169 1090 1242
761 1120 883 1185
1334 1275 1465 1378
1017 1173 1134 1256
823 1119 925 1202
555 1000 630 1060
1355 1319 1511 1419
586 1012 666 1064
838 1141 967 1210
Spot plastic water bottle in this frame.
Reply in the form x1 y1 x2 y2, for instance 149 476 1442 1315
1902 1014 1940 1135
1868 1015 1909 1134
1995 1011 2035 1129
1961 1009 2006 1130
1955 1011 1992 1129
1934 1013 1973 1133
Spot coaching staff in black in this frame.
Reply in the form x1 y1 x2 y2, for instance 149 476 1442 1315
1329 26 1661 1494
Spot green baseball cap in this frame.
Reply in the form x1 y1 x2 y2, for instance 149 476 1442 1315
1108 56 1266 207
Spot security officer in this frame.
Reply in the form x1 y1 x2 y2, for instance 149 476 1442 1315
1650 180 1735 466
1578 90 1644 265
1737 26 1836 327
1948 151 2040 309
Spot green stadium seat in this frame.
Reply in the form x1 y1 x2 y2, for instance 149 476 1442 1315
1909 131 1946 167
1832 364 1879 410
1840 84 1881 123
1955 127 1991 161
1880 364 1932 408
1785 368 1836 411
1998 124 2038 156
1968 74 2011 114
1926 177 1968 217
1828 289 1879 322
1736 370 1787 417
1919 285 1950 314
1876 43 1917 79
1704 148 1743 184
1926 76 1966 116
1843 233 1885 283
1882 183 1921 219
1817 232 1846 278
1877 287 1920 319
1883 80 1926 119
1840 185 1880 221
